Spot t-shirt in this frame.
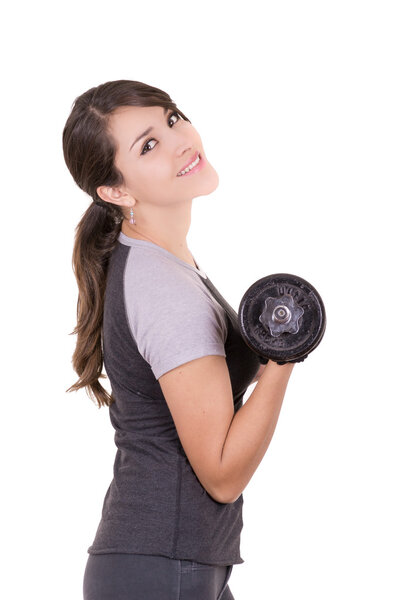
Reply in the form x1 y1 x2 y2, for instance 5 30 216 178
87 231 262 566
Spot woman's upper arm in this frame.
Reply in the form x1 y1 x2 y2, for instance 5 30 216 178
158 354 235 503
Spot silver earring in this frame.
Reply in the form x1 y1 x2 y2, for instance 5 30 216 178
129 207 136 225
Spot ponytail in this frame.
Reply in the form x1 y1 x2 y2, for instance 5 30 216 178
66 201 122 408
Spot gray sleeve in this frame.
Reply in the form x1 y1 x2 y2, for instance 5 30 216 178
124 263 228 380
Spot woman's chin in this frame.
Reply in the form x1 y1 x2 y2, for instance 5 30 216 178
184 163 219 198
203 165 219 194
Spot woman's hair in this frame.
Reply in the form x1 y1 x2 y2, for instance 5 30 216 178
63 80 191 408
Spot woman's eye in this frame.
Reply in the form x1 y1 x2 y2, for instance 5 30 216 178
168 111 180 126
140 111 181 155
141 139 157 155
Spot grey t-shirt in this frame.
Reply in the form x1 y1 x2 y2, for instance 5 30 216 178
87 231 262 566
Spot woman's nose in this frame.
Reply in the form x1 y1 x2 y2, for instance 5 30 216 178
176 141 193 158
171 129 194 157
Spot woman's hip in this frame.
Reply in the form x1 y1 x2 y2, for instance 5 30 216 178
83 552 234 600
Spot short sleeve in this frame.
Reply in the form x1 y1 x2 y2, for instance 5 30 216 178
124 265 228 380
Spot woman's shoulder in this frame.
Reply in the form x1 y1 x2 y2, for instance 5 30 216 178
119 239 203 295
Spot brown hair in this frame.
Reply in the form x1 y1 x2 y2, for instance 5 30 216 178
62 80 190 408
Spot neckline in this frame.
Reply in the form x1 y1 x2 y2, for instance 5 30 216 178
118 231 208 279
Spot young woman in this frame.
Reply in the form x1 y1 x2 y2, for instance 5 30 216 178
63 79 295 600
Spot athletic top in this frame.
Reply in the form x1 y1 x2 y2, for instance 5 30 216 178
87 231 262 566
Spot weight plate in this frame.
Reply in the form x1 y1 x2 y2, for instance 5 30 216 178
238 273 326 362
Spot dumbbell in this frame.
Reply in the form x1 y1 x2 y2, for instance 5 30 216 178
238 274 326 364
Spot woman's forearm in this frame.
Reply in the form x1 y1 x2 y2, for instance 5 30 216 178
250 362 267 383
217 361 295 503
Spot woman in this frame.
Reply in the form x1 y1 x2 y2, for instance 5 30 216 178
63 80 296 600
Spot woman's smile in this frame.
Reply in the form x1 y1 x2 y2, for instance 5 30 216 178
177 152 205 177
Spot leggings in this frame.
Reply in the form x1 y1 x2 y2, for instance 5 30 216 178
83 553 235 600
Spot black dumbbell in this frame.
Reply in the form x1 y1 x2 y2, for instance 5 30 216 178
238 273 326 364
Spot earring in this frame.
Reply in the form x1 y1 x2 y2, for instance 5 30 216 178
129 207 136 225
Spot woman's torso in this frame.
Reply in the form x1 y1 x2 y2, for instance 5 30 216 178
87 232 261 566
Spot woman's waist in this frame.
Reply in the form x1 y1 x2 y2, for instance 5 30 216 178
108 450 242 513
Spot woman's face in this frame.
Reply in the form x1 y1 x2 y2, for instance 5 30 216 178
106 105 219 207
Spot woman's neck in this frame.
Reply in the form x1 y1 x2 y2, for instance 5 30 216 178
121 220 197 269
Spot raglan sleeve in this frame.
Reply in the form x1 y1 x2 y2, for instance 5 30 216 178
124 269 228 380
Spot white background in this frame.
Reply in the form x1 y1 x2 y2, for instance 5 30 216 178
1 1 399 598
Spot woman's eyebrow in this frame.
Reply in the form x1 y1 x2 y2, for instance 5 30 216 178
129 107 169 152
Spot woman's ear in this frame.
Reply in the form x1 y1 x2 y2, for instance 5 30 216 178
96 185 136 208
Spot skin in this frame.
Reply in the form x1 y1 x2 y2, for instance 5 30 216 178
97 105 219 267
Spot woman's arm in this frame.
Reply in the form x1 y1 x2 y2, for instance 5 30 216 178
217 360 294 502
158 355 294 504
250 362 268 384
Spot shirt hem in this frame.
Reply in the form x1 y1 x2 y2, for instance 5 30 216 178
153 347 227 380
87 547 244 567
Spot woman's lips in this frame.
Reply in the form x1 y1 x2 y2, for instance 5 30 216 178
178 151 199 172
176 153 205 177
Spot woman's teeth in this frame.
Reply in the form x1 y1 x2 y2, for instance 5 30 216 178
177 154 200 176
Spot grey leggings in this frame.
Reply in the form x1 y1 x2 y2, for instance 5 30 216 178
83 553 235 600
